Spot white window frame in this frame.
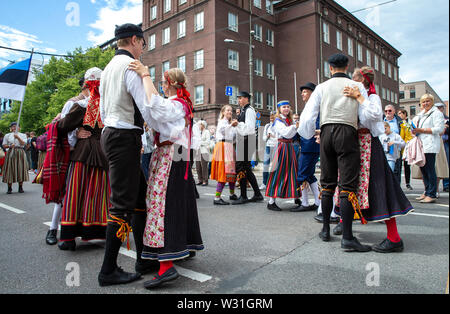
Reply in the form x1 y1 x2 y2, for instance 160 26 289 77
374 55 379 71
266 29 274 46
254 58 263 77
194 49 204 70
366 50 371 67
388 63 392 78
162 61 170 78
179 0 187 5
254 91 263 109
162 27 170 45
148 34 156 51
228 85 239 105
357 44 363 62
177 55 186 73
253 0 262 9
266 93 274 111
177 20 186 39
336 30 342 50
194 11 204 32
266 0 273 15
323 22 330 44
324 61 331 78
266 62 274 80
164 0 171 13
228 12 238 32
148 66 156 82
348 38 353 56
381 59 386 75
195 85 204 105
150 5 157 21
228 49 239 71
254 24 262 42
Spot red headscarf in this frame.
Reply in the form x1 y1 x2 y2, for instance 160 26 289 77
83 80 104 129
360 69 377 96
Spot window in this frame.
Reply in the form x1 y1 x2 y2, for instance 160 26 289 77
228 49 239 70
388 63 392 78
162 61 170 78
394 67 398 81
410 105 416 116
254 59 263 76
254 91 263 109
348 38 353 56
177 20 186 39
399 91 404 99
381 59 386 75
162 27 170 45
382 88 386 100
266 29 274 46
194 49 204 70
324 61 330 78
179 0 187 5
228 85 239 105
177 55 185 73
374 55 379 71
228 12 238 32
357 44 363 62
266 93 274 111
266 62 274 80
195 85 204 105
164 0 171 13
375 84 380 95
148 34 155 51
254 0 262 8
323 22 330 44
366 50 371 67
254 24 262 41
266 0 273 14
336 30 342 50
194 11 204 32
148 66 155 82
410 89 416 99
150 5 157 20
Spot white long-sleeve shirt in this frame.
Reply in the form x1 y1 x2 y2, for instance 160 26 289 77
263 122 278 147
235 106 256 136
272 116 298 139
378 132 405 161
359 93 385 137
215 118 237 142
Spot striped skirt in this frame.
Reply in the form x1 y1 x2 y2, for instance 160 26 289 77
265 140 299 199
2 148 29 184
60 161 110 241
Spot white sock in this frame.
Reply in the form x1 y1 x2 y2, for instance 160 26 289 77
50 203 62 230
310 181 321 206
317 202 322 214
301 188 309 206
331 199 338 218
269 197 275 205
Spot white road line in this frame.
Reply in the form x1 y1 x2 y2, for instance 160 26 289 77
0 202 26 214
410 212 449 219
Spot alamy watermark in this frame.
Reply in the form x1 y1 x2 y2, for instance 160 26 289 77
66 2 80 27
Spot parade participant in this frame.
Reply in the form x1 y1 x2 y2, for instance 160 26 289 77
127 62 204 289
294 82 321 213
210 105 239 205
260 114 277 190
2 122 28 194
232 91 264 205
298 53 372 252
265 101 301 211
98 23 155 286
342 66 414 253
195 120 211 186
55 67 109 251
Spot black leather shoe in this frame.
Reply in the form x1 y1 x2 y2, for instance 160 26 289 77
314 213 323 223
58 240 76 251
214 198 230 205
229 194 238 201
232 196 249 205
46 229 58 245
318 230 331 242
144 267 179 289
267 202 282 211
18 186 24 193
372 238 404 253
294 199 302 206
309 204 319 212
333 222 343 235
7 187 12 194
135 260 159 275
196 182 203 186
330 216 340 224
341 237 372 252
249 194 264 202
290 205 312 212
99 267 142 287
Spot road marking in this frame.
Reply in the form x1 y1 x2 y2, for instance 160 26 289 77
0 202 26 214
410 212 449 219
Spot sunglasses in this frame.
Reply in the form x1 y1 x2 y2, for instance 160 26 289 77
385 110 393 112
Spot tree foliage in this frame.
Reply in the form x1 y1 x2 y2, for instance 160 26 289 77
0 47 115 135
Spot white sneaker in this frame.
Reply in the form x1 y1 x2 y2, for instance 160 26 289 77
259 184 266 190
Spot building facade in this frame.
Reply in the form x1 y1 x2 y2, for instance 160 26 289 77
399 80 444 118
141 0 402 126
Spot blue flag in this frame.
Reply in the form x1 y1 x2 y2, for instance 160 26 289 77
0 58 31 102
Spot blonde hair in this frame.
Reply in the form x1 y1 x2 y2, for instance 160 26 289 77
275 104 293 122
164 68 187 89
355 66 375 89
219 105 233 121
420 94 434 105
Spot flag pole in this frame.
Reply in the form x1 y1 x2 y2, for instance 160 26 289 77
16 48 34 131
294 72 298 115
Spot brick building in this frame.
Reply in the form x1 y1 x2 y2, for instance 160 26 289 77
141 0 402 126
399 80 445 118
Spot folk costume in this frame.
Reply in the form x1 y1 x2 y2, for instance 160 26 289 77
2 123 29 193
97 24 152 287
265 101 300 211
298 54 373 252
233 92 264 204
210 117 237 205
56 68 110 250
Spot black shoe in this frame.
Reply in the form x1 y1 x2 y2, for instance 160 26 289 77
330 216 340 224
18 186 24 193
318 230 331 242
99 267 142 287
333 222 343 235
58 240 76 251
249 194 264 202
290 205 313 212
341 237 372 252
196 182 203 186
188 251 196 259
267 202 282 211
202 183 208 186
294 199 302 206
214 198 230 205
372 238 404 253
309 204 319 212
406 184 413 191
135 260 159 275
229 194 238 201
231 196 249 205
144 267 179 289
46 229 58 245
7 188 12 194
314 213 324 223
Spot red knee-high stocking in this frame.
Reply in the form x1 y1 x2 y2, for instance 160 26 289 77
158 261 173 276
385 218 401 243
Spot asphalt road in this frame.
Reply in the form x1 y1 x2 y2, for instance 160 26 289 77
0 170 448 295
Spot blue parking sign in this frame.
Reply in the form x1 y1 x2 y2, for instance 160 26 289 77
225 86 233 96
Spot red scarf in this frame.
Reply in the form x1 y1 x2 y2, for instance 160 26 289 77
360 70 376 96
42 122 71 204
83 80 104 129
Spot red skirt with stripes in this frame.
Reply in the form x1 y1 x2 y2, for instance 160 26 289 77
60 162 110 241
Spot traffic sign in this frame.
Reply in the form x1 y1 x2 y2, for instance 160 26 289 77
225 86 233 96
256 111 261 119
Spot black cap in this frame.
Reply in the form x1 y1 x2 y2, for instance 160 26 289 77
10 122 17 127
115 23 144 40
237 91 251 99
300 82 316 92
328 53 349 68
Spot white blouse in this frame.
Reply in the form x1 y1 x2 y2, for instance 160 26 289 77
359 93 385 137
2 132 27 150
272 116 298 139
215 118 237 142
